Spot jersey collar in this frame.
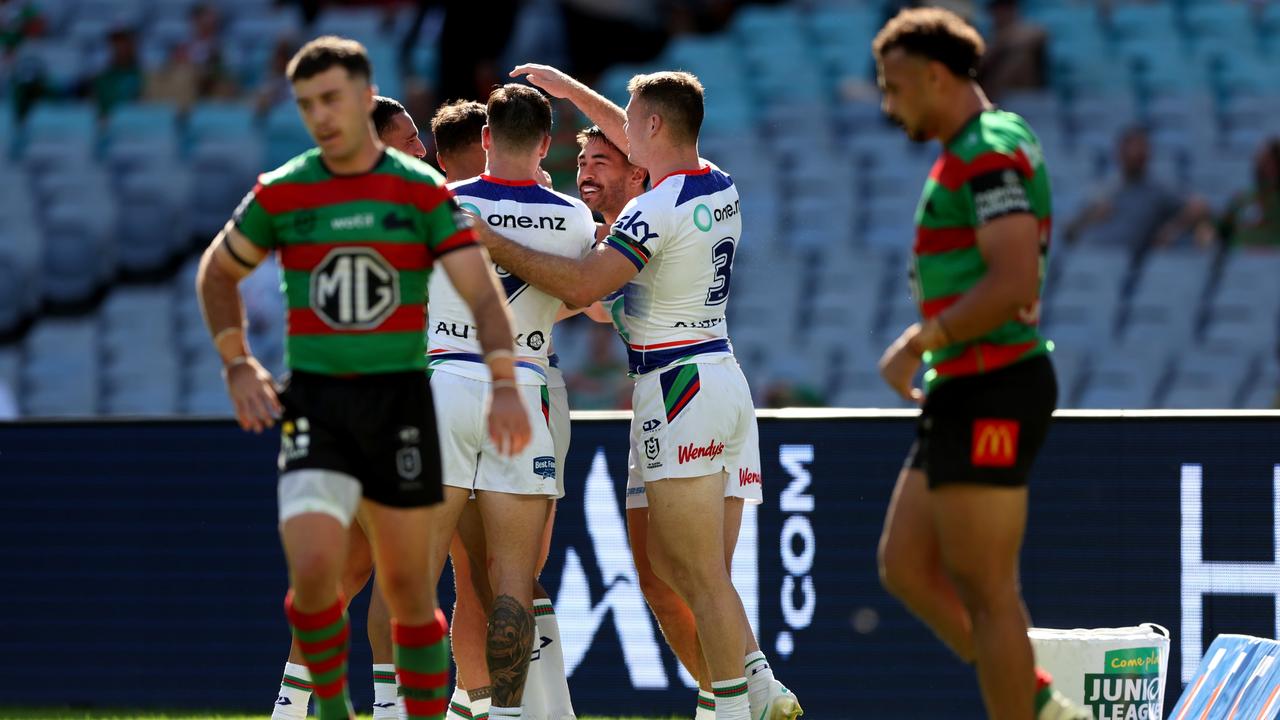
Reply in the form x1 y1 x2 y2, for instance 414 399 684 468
481 174 539 186
653 164 711 189
319 149 388 177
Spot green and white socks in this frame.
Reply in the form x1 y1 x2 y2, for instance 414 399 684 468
711 678 750 720
446 687 492 720
372 663 400 720
695 689 716 720
272 662 313 720
744 650 776 716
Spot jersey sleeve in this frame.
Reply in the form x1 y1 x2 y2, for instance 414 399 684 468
965 148 1038 227
604 194 667 271
417 182 477 258
231 182 277 249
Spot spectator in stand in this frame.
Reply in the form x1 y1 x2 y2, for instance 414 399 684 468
978 0 1047 101
144 43 199 111
1219 137 1280 249
186 4 238 100
1065 126 1212 254
0 0 46 54
91 26 143 114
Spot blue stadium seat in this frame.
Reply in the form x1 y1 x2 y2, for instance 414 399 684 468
40 187 118 305
21 101 97 172
76 0 146 26
10 40 86 96
1076 344 1168 409
187 102 257 142
312 7 385 47
20 318 100 416
106 103 178 143
265 102 312 169
1108 3 1178 41
116 166 192 273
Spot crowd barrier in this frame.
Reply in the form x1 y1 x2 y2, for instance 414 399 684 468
1 410 1278 717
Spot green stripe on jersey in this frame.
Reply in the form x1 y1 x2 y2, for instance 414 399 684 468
233 147 469 377
912 110 1052 392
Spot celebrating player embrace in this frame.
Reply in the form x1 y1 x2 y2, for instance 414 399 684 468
471 63 801 720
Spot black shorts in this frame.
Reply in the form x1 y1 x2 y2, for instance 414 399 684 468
277 370 444 508
906 354 1057 489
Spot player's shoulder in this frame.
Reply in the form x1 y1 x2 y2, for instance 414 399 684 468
258 148 322 186
450 175 578 209
649 164 736 212
955 110 1040 159
381 147 447 187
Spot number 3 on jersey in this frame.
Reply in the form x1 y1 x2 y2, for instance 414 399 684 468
705 237 736 306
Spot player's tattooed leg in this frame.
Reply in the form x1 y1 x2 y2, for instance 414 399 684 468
486 594 535 707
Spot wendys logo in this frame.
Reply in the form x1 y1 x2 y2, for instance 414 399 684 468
678 440 725 465
739 468 762 487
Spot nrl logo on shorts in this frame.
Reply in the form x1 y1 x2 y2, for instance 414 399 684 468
533 456 556 479
644 437 660 461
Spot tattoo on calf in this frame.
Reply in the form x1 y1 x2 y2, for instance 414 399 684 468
486 594 535 707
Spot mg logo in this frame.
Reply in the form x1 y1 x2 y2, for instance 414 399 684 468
310 247 399 330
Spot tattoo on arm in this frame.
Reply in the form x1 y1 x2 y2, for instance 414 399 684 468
486 594 535 708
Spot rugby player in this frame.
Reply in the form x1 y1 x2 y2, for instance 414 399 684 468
431 99 578 720
476 64 801 720
574 124 755 719
196 36 530 720
269 93 433 720
426 84 595 720
870 9 1089 719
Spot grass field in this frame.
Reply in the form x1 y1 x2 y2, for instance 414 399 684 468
0 707 675 712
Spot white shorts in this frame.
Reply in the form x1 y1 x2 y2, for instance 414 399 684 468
548 381 569 499
625 356 763 509
430 370 558 497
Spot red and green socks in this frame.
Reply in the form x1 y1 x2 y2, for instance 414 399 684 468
394 608 452 720
284 590 353 720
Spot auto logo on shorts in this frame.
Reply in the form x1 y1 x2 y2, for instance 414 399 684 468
644 437 660 461
534 456 556 479
972 419 1019 467
525 331 545 351
642 418 661 433
399 426 420 444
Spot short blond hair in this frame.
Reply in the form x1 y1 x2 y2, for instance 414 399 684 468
627 71 704 144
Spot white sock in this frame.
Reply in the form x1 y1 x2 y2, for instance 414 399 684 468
272 662 311 720
489 705 521 719
744 650 776 717
523 622 548 719
711 678 750 720
447 687 471 720
371 663 399 719
533 599 575 719
696 689 717 720
469 692 492 720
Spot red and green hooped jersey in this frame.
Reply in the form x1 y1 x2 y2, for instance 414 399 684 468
912 109 1053 392
233 148 475 376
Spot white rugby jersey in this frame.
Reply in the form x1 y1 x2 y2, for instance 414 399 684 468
429 175 595 385
603 163 740 375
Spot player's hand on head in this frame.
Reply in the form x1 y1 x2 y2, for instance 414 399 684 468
510 63 573 98
487 385 531 456
223 356 282 433
879 325 925 405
